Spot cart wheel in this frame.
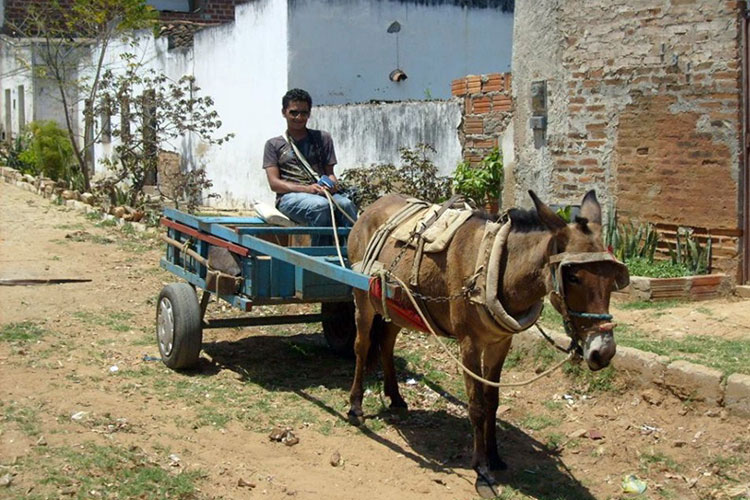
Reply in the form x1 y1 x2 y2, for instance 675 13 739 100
156 283 203 369
321 301 356 357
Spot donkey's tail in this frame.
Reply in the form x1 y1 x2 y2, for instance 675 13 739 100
365 315 386 372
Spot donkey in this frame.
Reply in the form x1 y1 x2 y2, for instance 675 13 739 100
346 190 627 495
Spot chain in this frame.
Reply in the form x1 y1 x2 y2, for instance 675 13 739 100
407 282 475 302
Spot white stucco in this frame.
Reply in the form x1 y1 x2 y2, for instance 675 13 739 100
289 0 514 105
0 38 34 140
310 100 462 176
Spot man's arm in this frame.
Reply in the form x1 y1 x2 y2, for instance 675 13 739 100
265 166 327 195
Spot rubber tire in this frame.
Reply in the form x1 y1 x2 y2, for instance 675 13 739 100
156 283 203 370
321 301 356 357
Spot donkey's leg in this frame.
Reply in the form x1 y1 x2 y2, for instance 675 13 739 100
482 337 513 471
348 296 378 424
460 337 489 472
380 322 407 409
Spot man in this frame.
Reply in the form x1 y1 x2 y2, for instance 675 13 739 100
263 88 357 245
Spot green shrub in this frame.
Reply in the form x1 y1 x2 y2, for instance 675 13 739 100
624 256 691 278
25 121 75 181
340 143 452 208
0 132 35 173
452 147 504 208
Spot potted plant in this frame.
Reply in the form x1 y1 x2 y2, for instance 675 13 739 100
452 147 504 212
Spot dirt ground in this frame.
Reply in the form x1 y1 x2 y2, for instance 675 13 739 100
1 181 749 500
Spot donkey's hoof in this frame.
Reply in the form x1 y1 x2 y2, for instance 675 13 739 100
389 399 408 410
347 409 365 427
474 470 501 499
489 456 507 471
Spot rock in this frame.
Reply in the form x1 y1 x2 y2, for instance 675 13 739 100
237 478 256 488
61 190 78 200
0 473 12 487
112 206 127 218
641 389 664 406
330 451 342 467
80 192 96 205
269 427 289 442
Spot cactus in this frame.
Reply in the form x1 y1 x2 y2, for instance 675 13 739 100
669 228 712 275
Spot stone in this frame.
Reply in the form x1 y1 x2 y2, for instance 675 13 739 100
611 346 669 386
664 360 723 405
61 190 78 200
724 373 750 418
80 192 96 205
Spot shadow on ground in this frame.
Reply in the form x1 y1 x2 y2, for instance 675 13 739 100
200 330 595 500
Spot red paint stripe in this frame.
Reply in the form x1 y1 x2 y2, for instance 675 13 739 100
160 218 250 257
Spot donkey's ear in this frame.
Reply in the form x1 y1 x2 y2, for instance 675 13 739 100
529 190 567 231
579 190 601 225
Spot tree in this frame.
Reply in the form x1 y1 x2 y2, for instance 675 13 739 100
7 0 157 191
96 59 233 209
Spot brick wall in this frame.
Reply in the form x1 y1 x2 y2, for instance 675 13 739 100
451 72 512 165
513 0 744 278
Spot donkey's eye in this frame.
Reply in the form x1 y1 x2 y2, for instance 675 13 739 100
568 275 581 285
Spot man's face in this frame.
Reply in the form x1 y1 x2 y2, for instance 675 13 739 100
283 100 311 133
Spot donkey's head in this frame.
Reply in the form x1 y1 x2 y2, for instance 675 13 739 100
529 190 629 371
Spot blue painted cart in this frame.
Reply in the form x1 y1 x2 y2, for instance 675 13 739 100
156 207 373 369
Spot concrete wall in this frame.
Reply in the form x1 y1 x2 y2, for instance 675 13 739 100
288 0 513 105
0 39 34 140
310 99 462 176
512 0 743 277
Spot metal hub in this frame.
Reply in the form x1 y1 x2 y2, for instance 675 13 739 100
157 297 175 356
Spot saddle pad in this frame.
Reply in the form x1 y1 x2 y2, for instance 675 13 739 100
390 205 474 253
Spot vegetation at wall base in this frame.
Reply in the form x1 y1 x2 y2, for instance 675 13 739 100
604 204 711 277
340 143 452 208
452 147 504 208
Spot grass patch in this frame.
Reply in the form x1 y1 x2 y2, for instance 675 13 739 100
73 310 134 332
21 442 204 499
564 363 619 393
519 413 560 431
639 450 681 473
1 400 42 436
0 321 47 343
617 299 682 311
617 331 750 376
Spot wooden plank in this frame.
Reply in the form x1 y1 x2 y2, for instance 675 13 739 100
161 217 250 257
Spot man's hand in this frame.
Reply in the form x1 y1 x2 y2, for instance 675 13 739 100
306 183 328 195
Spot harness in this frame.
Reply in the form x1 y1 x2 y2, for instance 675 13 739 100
356 198 630 353
547 251 629 351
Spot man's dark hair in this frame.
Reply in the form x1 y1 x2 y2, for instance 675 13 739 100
282 88 312 110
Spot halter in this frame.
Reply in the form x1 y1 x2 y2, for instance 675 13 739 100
547 251 630 353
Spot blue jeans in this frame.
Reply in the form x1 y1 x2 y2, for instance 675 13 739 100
277 192 358 246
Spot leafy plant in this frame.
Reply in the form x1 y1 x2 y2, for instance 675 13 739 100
22 121 76 181
0 132 35 173
452 147 504 208
340 143 452 208
555 205 572 223
96 62 232 207
669 227 712 275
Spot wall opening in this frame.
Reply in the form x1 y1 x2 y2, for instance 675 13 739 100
17 85 25 131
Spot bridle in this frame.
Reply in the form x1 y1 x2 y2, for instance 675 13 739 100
547 251 630 354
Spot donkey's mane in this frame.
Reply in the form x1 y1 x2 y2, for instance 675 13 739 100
507 208 547 233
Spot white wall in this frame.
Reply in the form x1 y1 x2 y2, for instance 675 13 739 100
190 0 288 208
310 99 462 176
0 38 34 140
288 0 514 105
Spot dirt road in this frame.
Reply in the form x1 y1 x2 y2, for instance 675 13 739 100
1 181 749 500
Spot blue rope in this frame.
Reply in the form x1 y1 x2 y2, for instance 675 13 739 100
569 311 613 321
